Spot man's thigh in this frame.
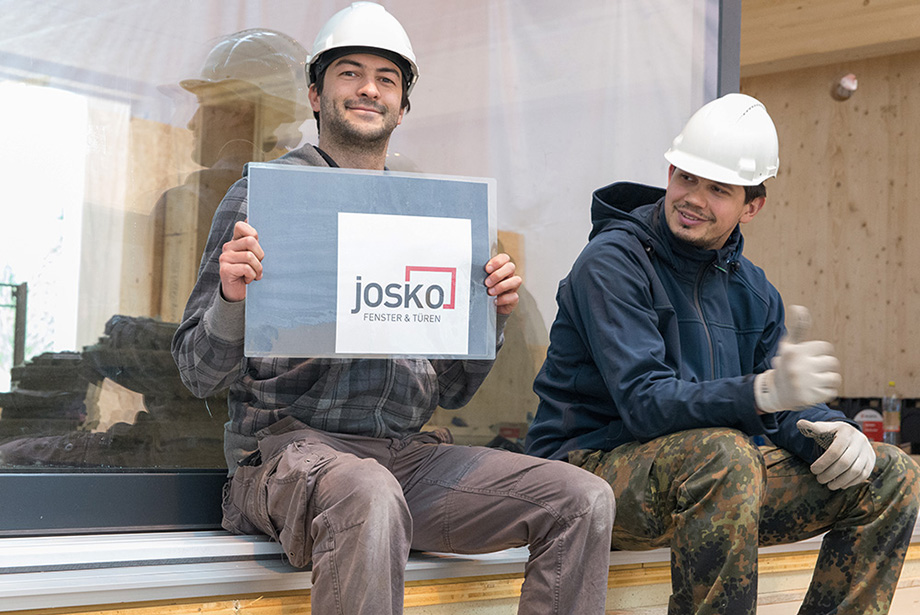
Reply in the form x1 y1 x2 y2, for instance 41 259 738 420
224 430 405 566
401 443 607 554
572 428 764 550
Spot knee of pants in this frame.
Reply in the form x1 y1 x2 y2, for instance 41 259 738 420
577 468 617 529
688 428 762 469
315 456 411 534
579 470 617 537
871 442 920 514
674 428 765 494
538 460 616 529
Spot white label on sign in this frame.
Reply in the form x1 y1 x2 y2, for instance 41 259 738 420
335 212 471 354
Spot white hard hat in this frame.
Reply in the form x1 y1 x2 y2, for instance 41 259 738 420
664 93 779 186
180 29 309 121
307 2 418 96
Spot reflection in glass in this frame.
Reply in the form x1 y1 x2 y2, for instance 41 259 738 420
0 0 714 477
0 29 310 470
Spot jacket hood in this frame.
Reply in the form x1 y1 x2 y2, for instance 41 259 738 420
590 181 666 240
589 181 745 272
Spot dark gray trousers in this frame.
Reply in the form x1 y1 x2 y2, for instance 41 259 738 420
223 418 615 615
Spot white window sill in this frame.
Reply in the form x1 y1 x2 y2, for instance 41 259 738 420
2 523 918 612
0 532 536 611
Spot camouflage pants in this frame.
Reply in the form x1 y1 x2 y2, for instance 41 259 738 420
571 428 920 615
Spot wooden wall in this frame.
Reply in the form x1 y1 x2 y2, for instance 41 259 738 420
741 0 920 78
740 24 920 397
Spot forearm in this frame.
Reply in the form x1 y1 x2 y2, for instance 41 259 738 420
617 374 770 441
172 291 246 398
171 179 251 397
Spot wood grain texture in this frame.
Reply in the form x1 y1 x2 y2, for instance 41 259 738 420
118 117 196 320
741 49 920 396
741 0 920 76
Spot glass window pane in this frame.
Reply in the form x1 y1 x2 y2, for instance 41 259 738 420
0 1 718 489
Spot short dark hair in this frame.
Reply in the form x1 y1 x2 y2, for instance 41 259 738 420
744 182 766 203
310 46 412 129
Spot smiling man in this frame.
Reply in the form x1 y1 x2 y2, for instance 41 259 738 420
525 93 920 615
663 169 762 250
172 3 614 615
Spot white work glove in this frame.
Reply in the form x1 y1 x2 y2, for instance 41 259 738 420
754 305 841 413
797 419 876 490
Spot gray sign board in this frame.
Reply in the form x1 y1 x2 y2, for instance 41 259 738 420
245 164 497 359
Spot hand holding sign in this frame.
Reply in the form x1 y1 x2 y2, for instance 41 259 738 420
219 220 264 302
485 253 521 315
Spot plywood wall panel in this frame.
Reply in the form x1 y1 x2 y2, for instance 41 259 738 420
741 50 920 396
741 0 920 77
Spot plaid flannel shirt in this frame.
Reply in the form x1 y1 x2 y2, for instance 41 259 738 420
172 146 503 467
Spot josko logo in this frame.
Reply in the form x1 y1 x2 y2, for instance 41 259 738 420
336 211 470 354
351 266 457 314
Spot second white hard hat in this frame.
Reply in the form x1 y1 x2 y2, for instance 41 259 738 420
664 93 779 186
180 29 309 121
307 2 418 95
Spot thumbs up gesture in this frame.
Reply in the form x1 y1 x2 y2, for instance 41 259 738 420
754 305 842 413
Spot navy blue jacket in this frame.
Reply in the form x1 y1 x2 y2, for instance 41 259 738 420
525 182 848 463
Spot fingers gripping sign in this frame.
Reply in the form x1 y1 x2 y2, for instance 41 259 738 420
219 220 265 302
484 253 522 316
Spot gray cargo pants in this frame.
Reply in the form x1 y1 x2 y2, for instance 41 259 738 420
222 417 615 615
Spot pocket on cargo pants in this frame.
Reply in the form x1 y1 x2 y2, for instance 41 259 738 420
222 439 336 568
222 447 283 539
267 440 337 568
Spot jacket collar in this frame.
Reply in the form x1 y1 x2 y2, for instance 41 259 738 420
651 202 744 274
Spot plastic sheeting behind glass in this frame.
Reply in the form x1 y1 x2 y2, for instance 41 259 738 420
0 0 719 469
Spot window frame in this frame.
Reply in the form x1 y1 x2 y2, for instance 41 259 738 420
0 470 225 536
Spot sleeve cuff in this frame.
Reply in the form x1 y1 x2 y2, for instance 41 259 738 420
495 312 510 349
204 290 246 344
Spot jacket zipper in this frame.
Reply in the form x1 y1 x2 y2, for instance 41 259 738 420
694 263 716 378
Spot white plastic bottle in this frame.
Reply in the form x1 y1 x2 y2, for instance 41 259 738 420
882 380 901 446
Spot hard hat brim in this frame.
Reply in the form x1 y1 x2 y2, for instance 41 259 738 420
178 78 309 121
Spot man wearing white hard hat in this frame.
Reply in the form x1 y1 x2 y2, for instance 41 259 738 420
526 93 920 614
173 3 614 614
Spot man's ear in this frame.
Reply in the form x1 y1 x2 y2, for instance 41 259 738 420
740 196 766 224
308 83 321 114
667 164 676 181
